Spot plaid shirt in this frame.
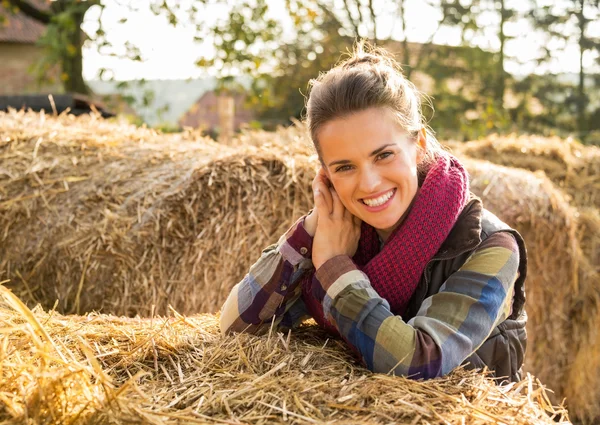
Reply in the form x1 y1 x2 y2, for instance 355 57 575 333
220 214 520 379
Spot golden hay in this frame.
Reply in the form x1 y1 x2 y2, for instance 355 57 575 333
1 111 597 421
448 133 600 209
0 286 569 424
1 110 243 314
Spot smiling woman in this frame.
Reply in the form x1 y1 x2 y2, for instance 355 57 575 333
219 41 528 384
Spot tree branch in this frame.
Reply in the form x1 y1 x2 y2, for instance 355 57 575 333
412 1 452 76
367 0 376 42
6 0 52 24
342 0 361 38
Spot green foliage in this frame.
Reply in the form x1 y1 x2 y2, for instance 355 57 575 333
154 121 182 133
530 0 600 141
3 0 203 96
4 0 598 142
197 0 281 88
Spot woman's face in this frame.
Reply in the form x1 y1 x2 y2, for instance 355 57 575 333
318 107 426 241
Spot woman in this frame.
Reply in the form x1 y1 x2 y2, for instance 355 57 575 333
219 43 527 382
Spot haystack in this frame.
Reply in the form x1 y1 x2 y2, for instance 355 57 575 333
1 110 244 315
0 111 597 421
0 286 570 424
449 133 600 209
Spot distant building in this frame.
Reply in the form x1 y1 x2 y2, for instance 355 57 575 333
179 91 256 132
0 1 61 94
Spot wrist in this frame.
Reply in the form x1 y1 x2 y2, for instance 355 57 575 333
313 253 345 271
304 210 317 237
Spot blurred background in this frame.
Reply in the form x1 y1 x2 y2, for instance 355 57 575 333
0 0 598 143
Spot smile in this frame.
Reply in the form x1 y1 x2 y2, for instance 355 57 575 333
361 188 396 208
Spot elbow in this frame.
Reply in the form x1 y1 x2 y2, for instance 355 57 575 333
219 313 232 336
219 308 262 336
218 309 233 336
219 283 244 336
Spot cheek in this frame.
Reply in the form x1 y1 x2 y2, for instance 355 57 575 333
331 180 355 206
394 158 419 186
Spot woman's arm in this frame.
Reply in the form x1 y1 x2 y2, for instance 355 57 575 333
312 231 520 379
219 214 314 336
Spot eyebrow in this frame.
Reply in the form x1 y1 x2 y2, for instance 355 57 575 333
327 143 395 167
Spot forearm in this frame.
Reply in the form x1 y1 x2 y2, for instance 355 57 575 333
314 255 442 377
220 215 313 335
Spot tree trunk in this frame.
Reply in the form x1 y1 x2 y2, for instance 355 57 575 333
9 0 93 95
398 0 412 79
62 7 89 95
497 0 506 105
342 0 360 38
577 0 587 134
368 0 377 43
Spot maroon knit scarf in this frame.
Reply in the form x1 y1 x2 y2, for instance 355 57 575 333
301 154 470 337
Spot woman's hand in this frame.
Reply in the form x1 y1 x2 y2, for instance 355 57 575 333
304 167 334 237
312 185 362 270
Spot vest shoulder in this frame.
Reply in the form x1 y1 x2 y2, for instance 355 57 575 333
480 208 514 238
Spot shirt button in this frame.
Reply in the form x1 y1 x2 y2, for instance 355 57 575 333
281 284 288 290
300 247 308 255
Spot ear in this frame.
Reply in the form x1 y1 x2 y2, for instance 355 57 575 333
416 128 428 163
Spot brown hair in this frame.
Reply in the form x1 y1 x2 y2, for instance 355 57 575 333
305 41 446 177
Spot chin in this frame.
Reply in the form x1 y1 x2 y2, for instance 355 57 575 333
364 211 404 232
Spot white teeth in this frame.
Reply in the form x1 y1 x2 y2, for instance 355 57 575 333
363 189 394 207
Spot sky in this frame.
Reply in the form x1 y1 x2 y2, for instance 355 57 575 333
81 0 599 82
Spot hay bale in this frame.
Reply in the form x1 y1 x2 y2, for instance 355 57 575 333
0 110 238 315
0 110 318 317
576 207 600 276
1 112 596 421
0 287 570 424
449 133 600 209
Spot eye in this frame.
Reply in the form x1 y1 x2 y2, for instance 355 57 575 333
335 164 353 173
377 151 394 161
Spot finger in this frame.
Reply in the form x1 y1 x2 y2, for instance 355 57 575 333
317 182 334 213
315 186 331 209
330 188 344 219
312 174 333 214
312 180 332 214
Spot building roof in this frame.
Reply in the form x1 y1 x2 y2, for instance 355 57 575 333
0 0 48 44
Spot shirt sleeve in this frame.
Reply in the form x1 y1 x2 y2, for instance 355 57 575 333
219 214 314 336
312 231 520 379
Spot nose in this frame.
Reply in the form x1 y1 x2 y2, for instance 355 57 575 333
359 167 382 194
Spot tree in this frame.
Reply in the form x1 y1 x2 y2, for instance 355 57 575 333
1 0 200 95
196 0 458 126
3 0 98 94
338 0 378 42
440 0 522 106
530 0 600 137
